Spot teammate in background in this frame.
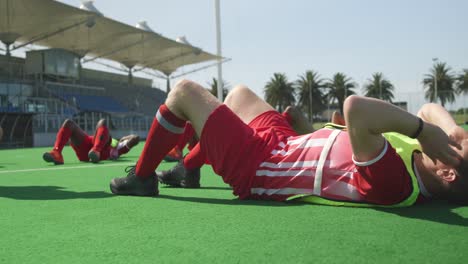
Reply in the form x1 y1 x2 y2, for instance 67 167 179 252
110 80 468 207
43 119 139 165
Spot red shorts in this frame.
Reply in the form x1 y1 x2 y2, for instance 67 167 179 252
200 104 297 199
70 135 111 161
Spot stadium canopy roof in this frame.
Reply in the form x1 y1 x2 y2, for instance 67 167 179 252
0 0 220 76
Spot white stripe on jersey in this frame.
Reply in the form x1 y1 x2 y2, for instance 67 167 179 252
256 169 315 177
289 137 328 148
252 128 363 201
271 137 329 155
251 187 313 196
258 160 330 169
314 130 341 195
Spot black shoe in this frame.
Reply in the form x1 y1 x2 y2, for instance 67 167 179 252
110 166 158 196
88 149 100 163
156 161 200 188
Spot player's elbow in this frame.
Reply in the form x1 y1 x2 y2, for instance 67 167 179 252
343 95 371 129
343 95 365 118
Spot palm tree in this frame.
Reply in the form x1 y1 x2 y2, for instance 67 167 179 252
325 72 356 114
456 69 468 94
207 78 230 100
264 73 295 112
363 72 395 102
422 62 456 106
296 70 326 121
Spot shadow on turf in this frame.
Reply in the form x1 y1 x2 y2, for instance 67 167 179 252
377 201 468 227
0 186 112 200
158 194 304 207
161 195 468 222
160 186 232 191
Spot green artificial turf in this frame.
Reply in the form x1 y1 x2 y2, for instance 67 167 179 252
0 145 467 264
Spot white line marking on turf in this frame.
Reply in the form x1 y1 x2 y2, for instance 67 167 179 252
0 162 134 174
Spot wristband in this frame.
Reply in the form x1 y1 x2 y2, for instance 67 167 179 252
410 118 424 139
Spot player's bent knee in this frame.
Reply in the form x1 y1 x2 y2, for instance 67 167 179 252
169 80 207 103
230 84 252 96
96 118 107 127
225 84 253 106
62 119 74 128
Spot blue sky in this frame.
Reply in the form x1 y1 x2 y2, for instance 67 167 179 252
57 0 468 113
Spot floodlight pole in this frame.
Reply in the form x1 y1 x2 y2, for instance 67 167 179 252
215 0 223 101
308 81 313 122
433 58 438 103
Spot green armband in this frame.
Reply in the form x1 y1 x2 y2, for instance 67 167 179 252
111 138 119 148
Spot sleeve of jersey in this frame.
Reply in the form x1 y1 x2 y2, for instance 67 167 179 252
353 141 414 205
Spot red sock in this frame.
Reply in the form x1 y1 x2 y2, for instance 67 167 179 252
92 126 110 152
53 126 72 152
177 123 196 150
183 143 206 170
136 104 186 178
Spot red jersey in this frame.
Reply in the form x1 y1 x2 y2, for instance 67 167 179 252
249 128 425 205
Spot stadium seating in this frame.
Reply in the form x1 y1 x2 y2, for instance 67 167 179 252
52 92 129 113
0 106 21 113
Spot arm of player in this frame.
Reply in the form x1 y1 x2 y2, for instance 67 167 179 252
343 95 461 166
120 134 140 149
417 103 466 143
417 103 458 133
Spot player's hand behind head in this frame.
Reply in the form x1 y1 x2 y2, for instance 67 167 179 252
418 122 462 167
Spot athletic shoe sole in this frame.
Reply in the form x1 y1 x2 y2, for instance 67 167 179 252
42 152 63 165
88 151 100 163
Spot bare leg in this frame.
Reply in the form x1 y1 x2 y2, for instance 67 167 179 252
43 119 88 165
166 80 223 136
63 119 88 147
120 134 140 149
224 84 275 124
158 84 285 189
110 80 223 196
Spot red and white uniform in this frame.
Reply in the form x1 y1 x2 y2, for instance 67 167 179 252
71 135 111 161
201 105 424 205
71 137 129 161
250 128 426 205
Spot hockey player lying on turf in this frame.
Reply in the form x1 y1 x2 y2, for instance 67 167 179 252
156 106 355 189
43 118 139 165
156 106 318 188
110 80 468 206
